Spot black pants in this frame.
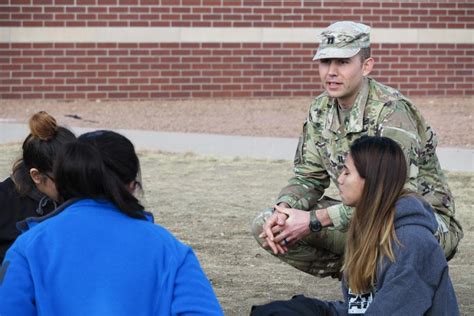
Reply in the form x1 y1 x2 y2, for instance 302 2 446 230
250 295 335 316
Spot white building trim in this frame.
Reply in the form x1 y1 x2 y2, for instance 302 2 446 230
1 27 473 44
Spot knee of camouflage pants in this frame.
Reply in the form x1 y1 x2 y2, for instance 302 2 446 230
434 212 463 261
251 207 274 244
250 198 344 278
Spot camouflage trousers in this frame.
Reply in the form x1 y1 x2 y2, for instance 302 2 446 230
434 210 463 260
251 197 463 278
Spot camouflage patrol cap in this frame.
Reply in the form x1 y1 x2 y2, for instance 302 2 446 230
313 21 371 60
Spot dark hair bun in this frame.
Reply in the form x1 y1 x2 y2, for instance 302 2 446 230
29 111 58 141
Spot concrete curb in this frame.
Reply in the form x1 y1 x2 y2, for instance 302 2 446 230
1 122 472 172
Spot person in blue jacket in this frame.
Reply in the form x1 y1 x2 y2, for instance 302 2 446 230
251 136 459 315
0 130 223 316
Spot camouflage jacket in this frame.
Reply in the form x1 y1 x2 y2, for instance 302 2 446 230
276 77 456 231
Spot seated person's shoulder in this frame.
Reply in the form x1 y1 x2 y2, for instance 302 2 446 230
0 177 17 200
0 176 13 190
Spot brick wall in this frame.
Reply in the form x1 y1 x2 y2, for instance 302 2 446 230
1 0 473 100
3 0 473 28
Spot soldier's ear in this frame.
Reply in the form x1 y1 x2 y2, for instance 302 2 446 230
362 57 374 76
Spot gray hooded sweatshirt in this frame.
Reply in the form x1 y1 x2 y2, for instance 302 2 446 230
332 195 459 315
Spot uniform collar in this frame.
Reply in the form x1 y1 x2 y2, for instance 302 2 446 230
327 77 370 135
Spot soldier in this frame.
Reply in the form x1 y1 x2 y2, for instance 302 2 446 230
251 21 463 278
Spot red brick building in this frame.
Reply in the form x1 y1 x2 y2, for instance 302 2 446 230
1 0 473 100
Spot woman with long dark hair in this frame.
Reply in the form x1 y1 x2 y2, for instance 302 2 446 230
0 130 223 315
251 136 458 315
0 111 75 262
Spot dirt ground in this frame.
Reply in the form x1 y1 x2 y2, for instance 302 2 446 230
0 96 473 148
0 97 473 315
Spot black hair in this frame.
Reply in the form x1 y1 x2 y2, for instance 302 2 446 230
12 111 76 195
54 130 146 220
358 47 371 62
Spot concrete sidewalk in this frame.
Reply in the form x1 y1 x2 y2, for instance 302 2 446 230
1 122 472 172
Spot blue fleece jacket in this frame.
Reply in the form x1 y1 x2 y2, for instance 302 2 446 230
0 199 223 316
330 195 459 315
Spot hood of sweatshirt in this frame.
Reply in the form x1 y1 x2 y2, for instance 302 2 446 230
394 195 438 235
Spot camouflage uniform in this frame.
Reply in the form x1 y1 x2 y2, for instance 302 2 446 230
252 77 463 278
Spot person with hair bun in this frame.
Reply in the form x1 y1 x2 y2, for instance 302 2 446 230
251 136 459 315
0 130 223 316
0 111 75 262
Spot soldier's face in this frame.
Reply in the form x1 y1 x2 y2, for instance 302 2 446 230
318 55 373 109
337 155 365 206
